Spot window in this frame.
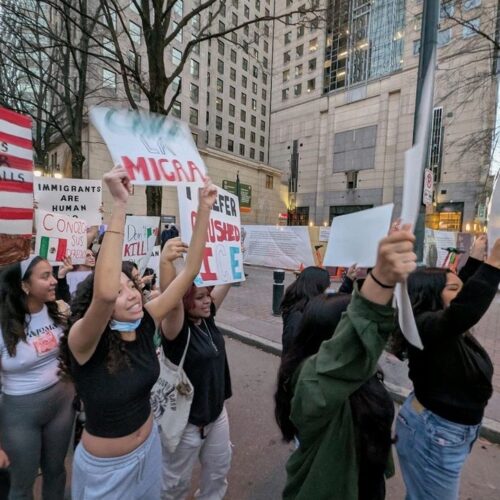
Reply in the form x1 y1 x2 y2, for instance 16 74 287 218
437 28 452 47
262 89 267 100
262 73 268 84
295 64 303 78
463 0 481 10
250 148 255 159
346 171 358 189
102 68 116 90
190 59 199 78
251 115 257 126
310 18 319 31
128 51 141 71
297 25 304 38
208 53 211 66
252 82 258 94
429 107 444 182
217 59 224 74
240 127 246 139
172 101 181 118
260 136 265 147
309 38 318 52
284 32 292 44
232 0 238 7
240 110 247 122
284 51 291 64
206 111 210 124
256 0 261 10
129 21 141 44
172 21 182 42
207 72 210 85
264 40 269 52
263 57 268 69
250 132 256 143
244 5 250 18
192 13 201 31
239 144 245 155
217 78 223 93
296 45 303 58
228 139 234 152
286 0 293 6
261 104 266 116
231 32 238 43
413 39 421 55
251 98 257 111
215 134 222 148
440 1 454 18
190 83 199 102
463 18 480 38
260 120 266 132
192 133 198 145
102 37 114 56
294 83 302 96
308 58 316 72
172 76 181 93
219 20 225 32
192 38 200 54
265 174 273 189
232 13 238 26
216 116 223 130
218 40 225 56
286 14 293 25
241 92 247 105
253 66 258 78
230 86 236 98
282 88 289 100
230 49 237 63
307 78 315 92
173 0 183 16
130 1 139 14
242 75 248 88
259 151 265 162
229 122 235 134
189 107 198 125
254 32 260 44
243 58 248 71
230 67 236 81
216 97 223 111
264 24 269 37
244 25 250 36
229 104 235 116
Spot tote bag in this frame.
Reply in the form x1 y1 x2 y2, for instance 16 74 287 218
150 328 194 453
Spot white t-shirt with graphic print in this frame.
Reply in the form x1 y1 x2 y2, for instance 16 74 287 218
0 305 64 395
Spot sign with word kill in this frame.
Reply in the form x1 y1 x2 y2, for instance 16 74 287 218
178 184 244 287
123 216 160 274
34 177 102 225
35 210 88 264
90 107 207 186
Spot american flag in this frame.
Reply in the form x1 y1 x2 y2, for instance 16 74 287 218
0 107 34 237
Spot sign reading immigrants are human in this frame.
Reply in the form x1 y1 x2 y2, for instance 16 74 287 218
178 184 244 287
90 107 207 185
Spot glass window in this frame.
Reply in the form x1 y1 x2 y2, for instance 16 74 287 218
309 38 318 52
241 92 247 105
218 40 224 55
260 151 265 162
463 0 481 10
262 72 268 84
230 67 236 81
229 122 235 134
217 59 224 74
243 58 248 71
437 28 452 47
307 78 315 92
172 101 181 118
241 110 247 122
262 88 267 100
244 25 249 36
413 39 421 55
440 1 454 18
239 144 245 155
260 136 265 147
463 18 480 38
215 134 222 148
253 66 258 78
294 83 302 96
172 21 182 43
295 64 303 78
172 48 182 65
228 139 234 152
217 78 223 93
261 104 266 116
230 86 236 98
102 68 116 90
251 98 257 111
250 131 256 143
251 115 257 126
252 82 258 94
219 20 225 32
284 32 292 44
284 51 291 64
172 76 181 93
242 75 248 88
216 97 223 111
282 88 289 100
308 58 316 72
261 120 266 131
229 104 235 116
189 107 198 125
296 45 303 58
264 24 269 36
192 14 200 31
250 148 255 159
240 126 246 139
129 21 141 44
297 25 304 38
264 40 269 52
206 92 210 106
230 49 237 63
216 116 223 130
190 83 199 102
232 13 238 26
254 32 260 44
190 59 199 77
173 0 183 16
244 5 250 18
231 32 238 43
286 14 293 25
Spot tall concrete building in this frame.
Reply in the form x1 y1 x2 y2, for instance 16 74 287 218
269 0 497 231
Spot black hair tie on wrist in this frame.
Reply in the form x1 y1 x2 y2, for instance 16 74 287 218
369 270 395 289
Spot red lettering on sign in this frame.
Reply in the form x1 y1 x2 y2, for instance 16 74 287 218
122 156 151 181
200 247 217 281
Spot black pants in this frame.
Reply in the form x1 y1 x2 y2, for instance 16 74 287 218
0 468 10 498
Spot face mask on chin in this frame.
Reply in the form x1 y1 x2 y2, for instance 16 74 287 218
109 319 141 332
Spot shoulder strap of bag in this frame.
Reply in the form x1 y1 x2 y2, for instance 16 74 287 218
177 327 191 370
155 326 191 373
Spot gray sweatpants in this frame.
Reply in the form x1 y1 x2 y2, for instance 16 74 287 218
0 381 75 500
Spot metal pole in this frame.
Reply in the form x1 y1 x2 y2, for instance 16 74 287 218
272 269 285 316
413 0 440 262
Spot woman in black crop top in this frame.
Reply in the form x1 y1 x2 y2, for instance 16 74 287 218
395 235 500 500
59 167 217 500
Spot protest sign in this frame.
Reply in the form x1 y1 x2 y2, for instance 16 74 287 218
35 210 87 264
323 204 393 267
146 245 161 278
90 107 207 186
123 216 160 274
242 225 315 270
34 177 102 225
178 184 244 286
0 107 34 264
319 226 330 243
488 172 500 251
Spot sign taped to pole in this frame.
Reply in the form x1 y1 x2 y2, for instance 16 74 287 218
123 216 160 274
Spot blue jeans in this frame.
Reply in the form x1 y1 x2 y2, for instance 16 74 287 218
395 394 480 500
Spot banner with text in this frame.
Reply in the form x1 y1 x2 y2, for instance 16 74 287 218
242 225 315 270
178 184 244 286
34 177 102 225
35 210 87 264
123 216 160 274
90 107 207 186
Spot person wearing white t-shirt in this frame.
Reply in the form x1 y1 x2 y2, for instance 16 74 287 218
0 255 74 499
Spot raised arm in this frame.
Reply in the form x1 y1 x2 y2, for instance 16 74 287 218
68 167 131 365
145 180 217 328
211 284 232 310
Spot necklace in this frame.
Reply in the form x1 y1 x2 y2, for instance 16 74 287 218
195 319 219 353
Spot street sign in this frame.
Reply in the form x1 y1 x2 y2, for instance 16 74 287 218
423 168 433 205
222 180 252 213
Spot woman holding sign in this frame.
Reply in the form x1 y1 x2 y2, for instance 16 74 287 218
58 167 217 500
0 255 74 499
395 235 500 500
159 237 234 500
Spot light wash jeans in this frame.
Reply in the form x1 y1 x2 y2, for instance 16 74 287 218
395 394 480 500
161 407 232 500
71 423 161 500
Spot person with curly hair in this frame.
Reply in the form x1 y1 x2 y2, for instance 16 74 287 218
59 167 217 500
0 253 74 499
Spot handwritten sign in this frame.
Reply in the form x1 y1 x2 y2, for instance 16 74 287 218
178 184 244 286
34 177 102 225
123 216 160 273
35 210 87 264
90 107 207 186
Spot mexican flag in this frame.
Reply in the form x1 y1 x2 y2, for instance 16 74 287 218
39 236 67 261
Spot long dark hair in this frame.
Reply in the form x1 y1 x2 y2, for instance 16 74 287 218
280 266 330 316
0 257 65 356
58 264 141 378
275 293 352 441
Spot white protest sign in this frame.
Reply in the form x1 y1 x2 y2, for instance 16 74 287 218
433 229 457 267
242 225 315 270
178 184 244 286
35 210 87 264
146 245 161 278
319 226 330 242
323 204 394 267
488 172 500 250
34 177 102 225
123 216 160 274
90 107 207 186
423 168 433 205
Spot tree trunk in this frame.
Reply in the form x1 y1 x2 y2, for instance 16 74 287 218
146 186 162 216
71 150 85 179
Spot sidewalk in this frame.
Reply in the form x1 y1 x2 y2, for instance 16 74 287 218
218 265 500 441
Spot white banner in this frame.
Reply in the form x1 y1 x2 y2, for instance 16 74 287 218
242 225 315 270
35 210 87 264
323 204 394 267
123 216 160 274
178 184 244 286
34 177 102 225
90 107 207 186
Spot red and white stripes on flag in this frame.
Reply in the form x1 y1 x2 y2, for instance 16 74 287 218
0 107 34 237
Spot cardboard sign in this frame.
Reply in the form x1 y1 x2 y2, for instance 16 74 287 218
123 216 160 274
35 210 87 264
323 204 394 267
34 177 102 225
178 184 244 286
146 245 161 278
242 225 315 270
90 107 207 186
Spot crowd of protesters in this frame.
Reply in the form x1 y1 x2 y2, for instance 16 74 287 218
1 167 500 500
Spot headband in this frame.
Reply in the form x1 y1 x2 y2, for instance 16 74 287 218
20 254 38 280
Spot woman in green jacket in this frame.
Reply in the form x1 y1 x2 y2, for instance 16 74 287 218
275 227 417 500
